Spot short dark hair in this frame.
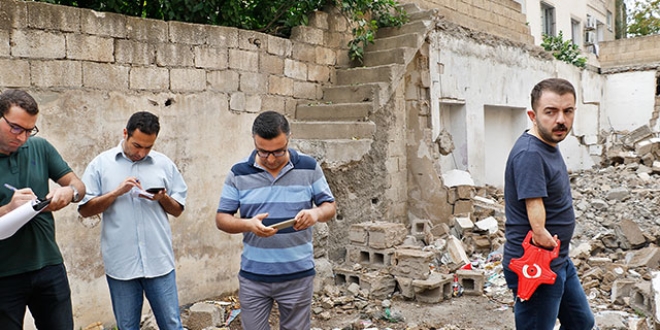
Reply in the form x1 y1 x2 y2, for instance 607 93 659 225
0 89 39 116
126 111 160 136
530 78 576 111
252 110 290 139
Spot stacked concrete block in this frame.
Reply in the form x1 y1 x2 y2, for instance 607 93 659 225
412 272 453 303
390 248 434 280
456 269 485 296
337 222 407 298
447 185 475 216
345 245 395 269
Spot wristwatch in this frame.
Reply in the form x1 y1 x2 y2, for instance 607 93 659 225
69 185 80 203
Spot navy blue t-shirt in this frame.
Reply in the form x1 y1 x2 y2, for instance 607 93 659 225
503 132 575 271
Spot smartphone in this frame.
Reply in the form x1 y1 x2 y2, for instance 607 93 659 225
146 187 165 194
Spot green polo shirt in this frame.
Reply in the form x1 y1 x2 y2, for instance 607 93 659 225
0 137 72 277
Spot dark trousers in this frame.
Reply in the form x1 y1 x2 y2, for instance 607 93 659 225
0 263 73 330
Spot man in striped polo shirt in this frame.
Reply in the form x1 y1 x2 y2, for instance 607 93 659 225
215 110 336 330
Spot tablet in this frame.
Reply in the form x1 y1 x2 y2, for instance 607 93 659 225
268 218 296 230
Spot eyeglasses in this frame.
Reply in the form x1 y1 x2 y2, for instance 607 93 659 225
1 116 39 136
256 148 287 158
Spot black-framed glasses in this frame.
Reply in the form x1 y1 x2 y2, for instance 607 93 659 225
1 115 39 136
256 148 287 158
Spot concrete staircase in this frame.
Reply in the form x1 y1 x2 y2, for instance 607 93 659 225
291 3 440 168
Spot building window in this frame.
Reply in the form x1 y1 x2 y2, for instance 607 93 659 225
607 10 613 30
541 2 556 37
571 19 581 45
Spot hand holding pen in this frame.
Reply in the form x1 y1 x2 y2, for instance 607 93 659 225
3 183 37 214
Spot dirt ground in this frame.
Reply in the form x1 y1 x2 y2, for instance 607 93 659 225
212 293 515 330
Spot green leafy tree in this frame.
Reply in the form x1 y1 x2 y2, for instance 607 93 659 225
627 0 660 36
541 31 587 68
37 0 407 63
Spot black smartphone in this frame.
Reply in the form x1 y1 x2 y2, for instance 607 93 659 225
146 187 165 194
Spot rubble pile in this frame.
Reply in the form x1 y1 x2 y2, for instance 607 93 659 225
306 163 660 329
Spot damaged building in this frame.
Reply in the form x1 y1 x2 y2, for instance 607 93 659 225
2 0 660 328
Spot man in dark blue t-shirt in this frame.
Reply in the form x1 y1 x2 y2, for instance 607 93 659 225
503 78 595 330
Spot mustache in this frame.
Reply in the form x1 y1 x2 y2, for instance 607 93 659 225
553 124 568 132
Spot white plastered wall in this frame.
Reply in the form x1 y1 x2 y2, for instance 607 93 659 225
430 31 600 188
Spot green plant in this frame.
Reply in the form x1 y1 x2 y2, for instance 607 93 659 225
37 0 407 63
541 31 587 68
627 0 660 37
339 0 408 63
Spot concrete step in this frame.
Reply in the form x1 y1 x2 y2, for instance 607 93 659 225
296 102 371 121
377 20 434 39
290 121 376 140
407 8 440 22
363 47 417 67
401 2 423 14
336 64 403 86
290 138 373 169
365 33 425 53
323 82 388 105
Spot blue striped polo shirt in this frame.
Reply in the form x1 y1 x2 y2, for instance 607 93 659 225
217 149 335 282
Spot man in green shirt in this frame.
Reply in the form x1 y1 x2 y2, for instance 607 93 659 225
0 89 86 330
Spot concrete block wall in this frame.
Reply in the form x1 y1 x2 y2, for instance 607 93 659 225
599 34 660 69
0 0 348 110
402 0 532 44
0 0 354 328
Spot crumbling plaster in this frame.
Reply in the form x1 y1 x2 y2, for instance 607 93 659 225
602 71 659 132
428 29 603 187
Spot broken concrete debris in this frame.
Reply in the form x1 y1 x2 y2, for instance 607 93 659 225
153 137 660 329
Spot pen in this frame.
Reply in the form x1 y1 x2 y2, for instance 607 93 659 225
3 183 18 192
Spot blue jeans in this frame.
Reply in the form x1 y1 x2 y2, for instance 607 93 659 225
504 259 595 330
106 270 183 330
0 263 73 330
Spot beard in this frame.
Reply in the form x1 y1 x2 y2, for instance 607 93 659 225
536 121 570 144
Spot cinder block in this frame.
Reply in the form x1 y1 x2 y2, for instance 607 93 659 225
185 302 225 330
445 235 470 267
412 273 453 303
268 75 293 96
333 265 361 287
453 200 473 215
66 34 114 62
156 43 195 67
368 222 408 249
194 45 228 70
391 248 434 280
360 271 396 299
348 223 369 245
345 245 394 269
171 68 206 92
410 218 431 238
454 185 475 199
456 269 485 296
453 216 474 234
630 281 652 317
610 279 636 304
